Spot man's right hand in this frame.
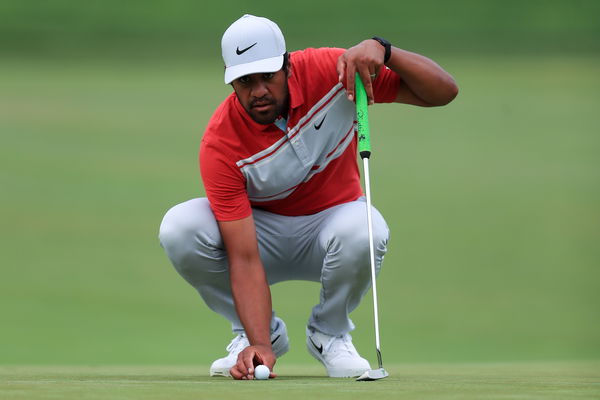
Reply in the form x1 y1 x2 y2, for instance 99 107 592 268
230 344 277 380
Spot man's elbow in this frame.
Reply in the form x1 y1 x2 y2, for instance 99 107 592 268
431 80 459 107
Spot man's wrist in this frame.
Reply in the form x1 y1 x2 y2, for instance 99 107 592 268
251 341 273 348
371 36 391 64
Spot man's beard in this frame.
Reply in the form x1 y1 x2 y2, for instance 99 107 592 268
246 98 284 124
244 84 289 125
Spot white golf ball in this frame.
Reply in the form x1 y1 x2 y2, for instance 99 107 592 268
254 364 270 380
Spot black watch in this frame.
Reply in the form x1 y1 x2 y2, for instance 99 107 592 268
372 36 391 64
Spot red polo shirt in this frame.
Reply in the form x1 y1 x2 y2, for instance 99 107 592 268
200 47 400 221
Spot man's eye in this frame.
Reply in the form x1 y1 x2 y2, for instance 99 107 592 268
263 73 275 79
239 76 250 84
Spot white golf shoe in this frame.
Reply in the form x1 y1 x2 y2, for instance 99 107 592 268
306 328 371 378
209 318 289 377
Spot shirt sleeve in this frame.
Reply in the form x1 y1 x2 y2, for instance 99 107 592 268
200 138 252 221
372 65 401 103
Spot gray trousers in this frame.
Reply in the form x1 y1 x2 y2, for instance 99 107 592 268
158 197 389 336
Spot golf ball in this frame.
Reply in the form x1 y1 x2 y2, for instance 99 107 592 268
254 364 270 380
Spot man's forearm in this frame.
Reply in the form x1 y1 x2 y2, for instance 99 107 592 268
386 47 458 106
217 215 277 378
230 260 273 348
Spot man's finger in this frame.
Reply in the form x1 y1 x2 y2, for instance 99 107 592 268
358 68 375 105
235 355 249 377
346 63 356 102
243 353 255 378
368 65 377 82
336 56 346 83
230 365 243 380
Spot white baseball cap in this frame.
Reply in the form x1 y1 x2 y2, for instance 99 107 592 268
221 14 286 84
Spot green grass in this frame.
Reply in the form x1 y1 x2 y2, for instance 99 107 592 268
0 54 599 371
1 362 599 400
2 0 599 56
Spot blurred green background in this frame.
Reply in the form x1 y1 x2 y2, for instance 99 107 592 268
1 0 599 367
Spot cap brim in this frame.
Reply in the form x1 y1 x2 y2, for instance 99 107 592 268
224 55 284 84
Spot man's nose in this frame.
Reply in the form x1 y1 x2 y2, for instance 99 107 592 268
250 81 268 98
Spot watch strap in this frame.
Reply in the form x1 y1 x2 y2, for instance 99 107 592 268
371 36 391 64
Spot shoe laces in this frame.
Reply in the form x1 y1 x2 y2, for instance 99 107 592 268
324 333 358 356
226 334 249 354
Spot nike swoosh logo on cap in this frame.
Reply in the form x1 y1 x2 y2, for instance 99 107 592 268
271 335 280 345
308 337 323 354
314 114 327 130
236 42 258 55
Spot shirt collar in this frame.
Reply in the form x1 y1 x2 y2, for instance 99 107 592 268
287 68 304 110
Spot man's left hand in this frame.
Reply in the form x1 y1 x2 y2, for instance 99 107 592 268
337 39 386 105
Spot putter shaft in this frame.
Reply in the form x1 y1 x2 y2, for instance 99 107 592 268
362 157 383 369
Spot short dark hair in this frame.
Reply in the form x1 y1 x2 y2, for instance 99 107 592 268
281 52 290 74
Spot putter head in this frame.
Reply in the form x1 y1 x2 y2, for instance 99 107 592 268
356 368 389 381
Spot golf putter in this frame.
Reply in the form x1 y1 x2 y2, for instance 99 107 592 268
354 74 389 382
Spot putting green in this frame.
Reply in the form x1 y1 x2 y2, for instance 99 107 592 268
1 362 599 400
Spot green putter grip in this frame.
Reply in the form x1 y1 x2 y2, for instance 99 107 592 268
355 73 371 159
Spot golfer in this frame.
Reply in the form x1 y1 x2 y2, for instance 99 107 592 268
159 14 458 380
